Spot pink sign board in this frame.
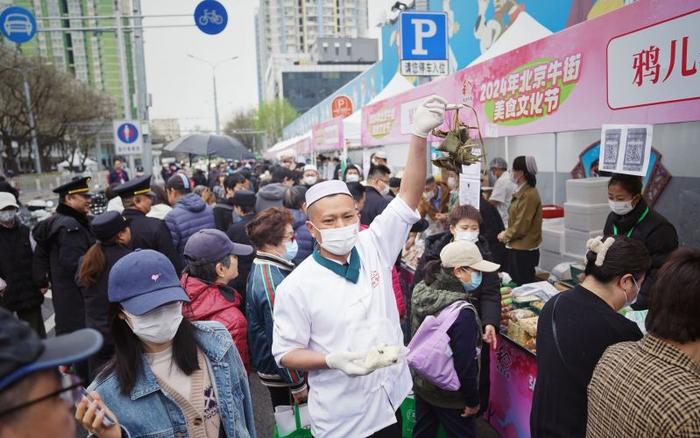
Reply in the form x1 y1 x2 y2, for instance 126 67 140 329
487 335 537 438
312 117 345 152
361 1 700 146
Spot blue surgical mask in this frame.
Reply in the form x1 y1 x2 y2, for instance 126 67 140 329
284 239 299 261
462 271 482 292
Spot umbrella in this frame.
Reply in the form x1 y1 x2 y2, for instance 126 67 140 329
164 134 254 160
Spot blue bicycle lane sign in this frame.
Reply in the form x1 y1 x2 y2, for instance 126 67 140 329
0 6 37 44
194 0 228 35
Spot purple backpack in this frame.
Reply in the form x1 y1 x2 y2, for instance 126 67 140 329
407 300 481 391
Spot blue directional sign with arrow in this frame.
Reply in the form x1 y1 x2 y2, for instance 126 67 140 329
194 0 228 35
0 6 37 44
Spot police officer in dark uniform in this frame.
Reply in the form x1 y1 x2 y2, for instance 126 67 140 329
32 176 95 337
114 175 182 273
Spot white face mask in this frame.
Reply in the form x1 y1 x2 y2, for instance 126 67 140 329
609 200 634 216
346 174 360 183
447 176 457 189
621 276 641 307
0 210 17 225
313 221 359 256
124 302 183 344
423 191 434 200
456 230 479 243
304 175 318 185
379 182 390 196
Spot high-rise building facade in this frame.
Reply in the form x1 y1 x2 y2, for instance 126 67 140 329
2 0 137 118
256 0 370 105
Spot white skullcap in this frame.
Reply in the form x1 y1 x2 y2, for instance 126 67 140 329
305 180 352 207
374 151 387 159
525 156 538 175
303 164 318 172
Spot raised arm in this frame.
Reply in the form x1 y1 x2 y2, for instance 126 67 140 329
398 96 447 210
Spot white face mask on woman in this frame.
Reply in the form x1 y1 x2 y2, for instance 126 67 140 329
312 222 359 256
456 230 479 243
123 302 183 344
609 200 635 216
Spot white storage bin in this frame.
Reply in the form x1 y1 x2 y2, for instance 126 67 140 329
565 177 610 205
542 223 565 254
565 228 604 257
564 202 610 232
539 250 580 272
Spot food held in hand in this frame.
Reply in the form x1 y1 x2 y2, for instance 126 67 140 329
363 344 403 370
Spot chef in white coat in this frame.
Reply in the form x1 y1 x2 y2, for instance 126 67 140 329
272 96 447 438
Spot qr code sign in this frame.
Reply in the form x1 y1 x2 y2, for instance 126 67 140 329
603 129 621 168
623 128 647 172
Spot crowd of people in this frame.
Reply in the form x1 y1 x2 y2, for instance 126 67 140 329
0 97 697 438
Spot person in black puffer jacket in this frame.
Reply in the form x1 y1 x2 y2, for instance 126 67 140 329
0 192 45 337
603 173 678 310
411 204 501 414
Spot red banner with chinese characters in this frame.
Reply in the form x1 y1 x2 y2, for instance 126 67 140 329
361 1 700 146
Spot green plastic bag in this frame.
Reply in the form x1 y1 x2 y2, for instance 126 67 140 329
273 404 313 438
401 394 447 438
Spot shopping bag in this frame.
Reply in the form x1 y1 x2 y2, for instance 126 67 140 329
400 394 447 438
273 404 312 438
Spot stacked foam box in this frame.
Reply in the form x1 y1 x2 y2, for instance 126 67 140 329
563 177 610 258
540 220 565 272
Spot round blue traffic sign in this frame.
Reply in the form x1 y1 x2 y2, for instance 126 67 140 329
0 6 37 44
194 0 228 35
117 123 139 144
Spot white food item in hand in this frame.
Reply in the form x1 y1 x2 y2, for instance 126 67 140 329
363 344 404 370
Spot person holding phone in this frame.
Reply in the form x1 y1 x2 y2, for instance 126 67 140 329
0 307 108 438
83 249 256 438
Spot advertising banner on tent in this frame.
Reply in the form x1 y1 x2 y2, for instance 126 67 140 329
311 117 344 152
362 1 700 147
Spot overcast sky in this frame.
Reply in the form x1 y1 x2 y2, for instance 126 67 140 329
141 0 387 134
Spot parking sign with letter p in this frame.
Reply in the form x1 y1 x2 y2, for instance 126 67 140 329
399 12 448 76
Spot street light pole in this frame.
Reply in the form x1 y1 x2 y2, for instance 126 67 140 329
187 55 238 135
21 73 42 173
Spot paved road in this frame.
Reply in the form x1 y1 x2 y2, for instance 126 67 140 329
39 296 498 437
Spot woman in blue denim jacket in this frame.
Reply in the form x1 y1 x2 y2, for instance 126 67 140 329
78 249 256 438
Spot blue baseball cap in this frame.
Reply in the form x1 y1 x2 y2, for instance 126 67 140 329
108 249 189 316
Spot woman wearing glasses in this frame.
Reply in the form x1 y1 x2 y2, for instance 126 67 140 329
245 207 308 409
81 249 256 438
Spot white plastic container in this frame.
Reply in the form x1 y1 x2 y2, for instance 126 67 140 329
542 222 565 254
565 228 604 257
565 177 611 205
564 202 610 232
539 250 580 272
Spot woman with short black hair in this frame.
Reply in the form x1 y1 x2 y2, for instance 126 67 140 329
531 236 649 438
587 248 700 437
603 173 678 310
84 249 256 437
497 156 542 285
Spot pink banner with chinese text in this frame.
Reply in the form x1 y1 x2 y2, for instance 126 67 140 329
361 1 700 146
312 117 345 152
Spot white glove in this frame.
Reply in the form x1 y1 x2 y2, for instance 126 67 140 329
326 351 373 376
411 95 448 138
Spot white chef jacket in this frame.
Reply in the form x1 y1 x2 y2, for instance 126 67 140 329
490 171 516 227
272 196 420 438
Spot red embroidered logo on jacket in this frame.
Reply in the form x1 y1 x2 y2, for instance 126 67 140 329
370 271 380 288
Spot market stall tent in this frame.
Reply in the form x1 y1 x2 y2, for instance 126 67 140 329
344 73 415 149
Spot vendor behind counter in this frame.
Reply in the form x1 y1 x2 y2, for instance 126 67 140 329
603 173 678 310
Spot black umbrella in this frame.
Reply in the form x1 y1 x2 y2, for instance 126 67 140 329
164 134 254 160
